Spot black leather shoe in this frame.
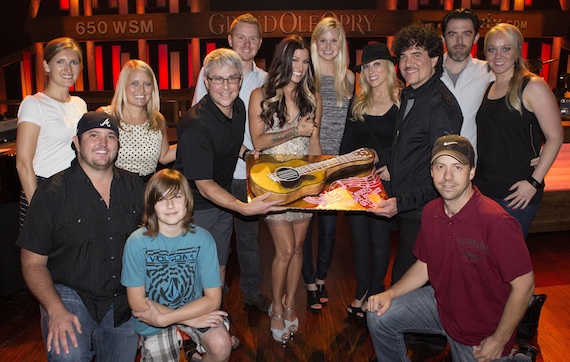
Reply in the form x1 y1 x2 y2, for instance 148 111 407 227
405 333 447 351
516 293 547 344
244 294 271 313
515 344 539 362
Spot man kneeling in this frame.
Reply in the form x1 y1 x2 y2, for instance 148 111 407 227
366 135 536 362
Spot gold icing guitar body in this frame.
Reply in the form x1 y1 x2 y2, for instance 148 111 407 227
248 148 375 205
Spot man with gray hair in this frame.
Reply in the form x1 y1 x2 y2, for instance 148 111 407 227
192 14 271 313
175 48 281 290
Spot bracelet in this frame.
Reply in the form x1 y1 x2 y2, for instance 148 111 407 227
240 148 250 161
526 176 544 190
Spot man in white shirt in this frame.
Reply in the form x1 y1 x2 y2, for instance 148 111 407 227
440 8 495 159
192 13 270 313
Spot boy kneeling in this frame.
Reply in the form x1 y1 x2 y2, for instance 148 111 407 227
122 169 232 361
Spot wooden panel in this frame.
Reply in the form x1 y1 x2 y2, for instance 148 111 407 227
25 10 570 42
529 191 570 233
169 51 180 90
562 120 570 143
530 143 570 233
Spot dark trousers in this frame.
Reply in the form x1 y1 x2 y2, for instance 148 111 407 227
346 212 392 300
392 209 423 284
302 212 338 285
231 178 262 298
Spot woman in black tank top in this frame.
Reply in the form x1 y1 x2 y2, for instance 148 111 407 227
474 23 563 238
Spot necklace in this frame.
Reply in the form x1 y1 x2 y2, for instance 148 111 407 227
124 106 146 125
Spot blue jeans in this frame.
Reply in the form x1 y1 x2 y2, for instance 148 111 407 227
231 178 263 298
302 212 338 284
366 286 530 362
490 197 540 240
346 212 392 299
41 284 138 362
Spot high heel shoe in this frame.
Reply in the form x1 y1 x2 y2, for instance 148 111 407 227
283 304 299 336
268 303 290 344
307 289 322 313
316 284 329 305
346 304 366 324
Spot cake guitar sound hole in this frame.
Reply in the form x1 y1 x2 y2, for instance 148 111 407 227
273 166 316 189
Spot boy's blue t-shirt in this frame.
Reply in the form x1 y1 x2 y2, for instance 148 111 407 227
121 225 221 336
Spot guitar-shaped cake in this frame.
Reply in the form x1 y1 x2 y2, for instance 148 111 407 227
248 148 375 205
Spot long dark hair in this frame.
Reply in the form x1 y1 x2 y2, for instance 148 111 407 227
260 35 317 129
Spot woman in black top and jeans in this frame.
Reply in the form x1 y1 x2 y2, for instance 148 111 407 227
474 23 563 238
339 42 401 323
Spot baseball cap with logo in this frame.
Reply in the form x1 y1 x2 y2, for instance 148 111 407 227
430 134 475 167
76 111 119 137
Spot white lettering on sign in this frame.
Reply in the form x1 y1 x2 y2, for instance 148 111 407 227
208 12 375 36
75 20 154 36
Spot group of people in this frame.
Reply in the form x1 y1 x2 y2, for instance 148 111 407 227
363 8 562 362
14 7 563 362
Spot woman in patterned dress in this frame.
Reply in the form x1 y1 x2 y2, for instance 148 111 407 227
249 35 322 344
99 60 176 181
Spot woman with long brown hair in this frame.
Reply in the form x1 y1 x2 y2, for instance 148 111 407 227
249 35 322 343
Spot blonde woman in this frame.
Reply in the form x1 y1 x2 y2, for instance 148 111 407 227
339 42 400 323
98 60 176 181
16 37 87 227
249 35 322 343
474 23 563 238
303 17 355 313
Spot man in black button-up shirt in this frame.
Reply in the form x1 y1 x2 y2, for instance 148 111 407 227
17 111 144 361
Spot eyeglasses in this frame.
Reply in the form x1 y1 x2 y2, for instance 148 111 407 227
207 76 241 84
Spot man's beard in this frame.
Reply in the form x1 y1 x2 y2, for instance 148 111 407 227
448 48 470 62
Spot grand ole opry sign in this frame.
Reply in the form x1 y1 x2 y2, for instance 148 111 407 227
25 9 570 42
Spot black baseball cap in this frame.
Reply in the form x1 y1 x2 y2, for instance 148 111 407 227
76 111 119 137
430 134 475 167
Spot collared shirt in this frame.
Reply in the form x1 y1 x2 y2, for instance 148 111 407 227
175 94 246 210
192 63 268 179
413 187 533 355
441 54 495 158
17 159 144 326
